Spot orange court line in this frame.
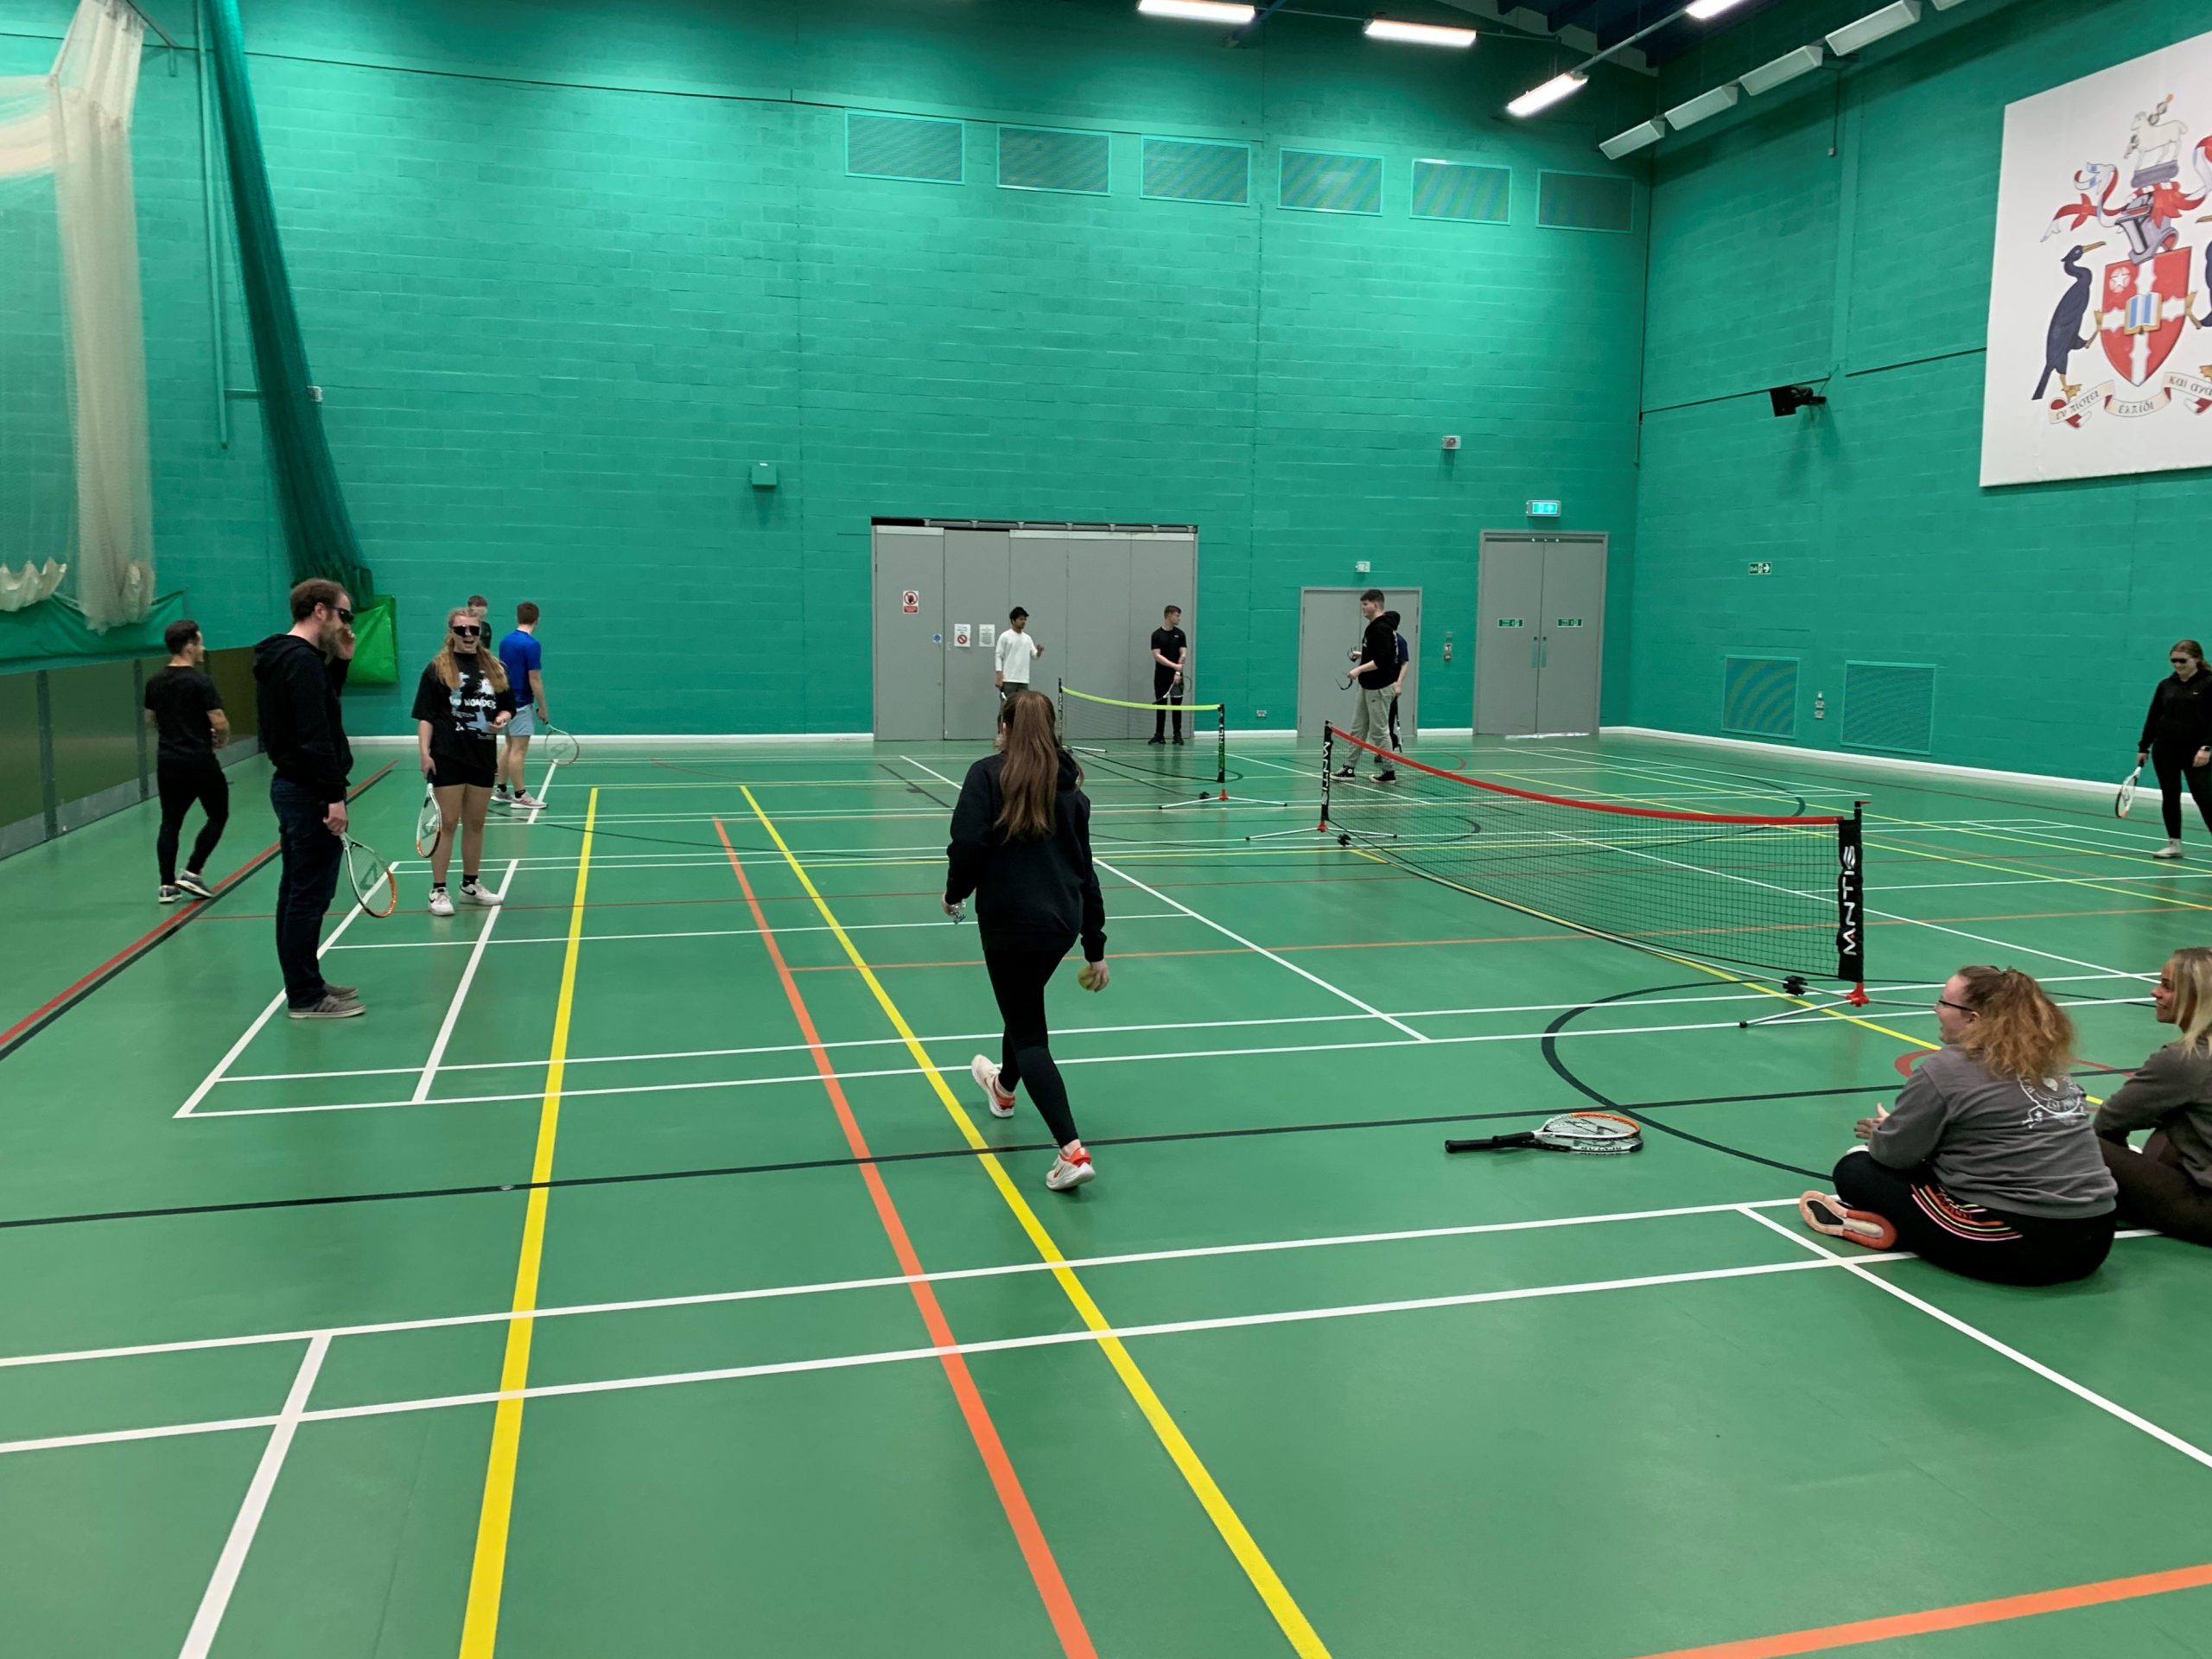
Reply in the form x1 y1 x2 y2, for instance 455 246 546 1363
711 818 1096 1659
1631 1560 2212 1659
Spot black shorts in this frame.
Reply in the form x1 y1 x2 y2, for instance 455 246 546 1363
429 745 498 790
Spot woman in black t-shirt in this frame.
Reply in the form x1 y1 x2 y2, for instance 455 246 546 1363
412 607 515 916
2137 639 2212 860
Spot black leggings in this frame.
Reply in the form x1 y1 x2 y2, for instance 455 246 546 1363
2152 742 2212 839
1834 1150 2113 1286
2101 1131 2212 1247
156 758 230 885
984 944 1080 1147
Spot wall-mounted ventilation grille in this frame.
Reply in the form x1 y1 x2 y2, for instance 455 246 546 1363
1721 656 1799 740
847 111 964 183
1537 170 1632 232
1842 662 1936 754
1411 159 1510 223
1280 149 1382 214
998 126 1110 195
1142 137 1249 204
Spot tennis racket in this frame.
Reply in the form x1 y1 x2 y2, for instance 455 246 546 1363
1446 1111 1643 1155
2116 766 2141 818
341 833 397 918
414 783 444 858
543 723 580 766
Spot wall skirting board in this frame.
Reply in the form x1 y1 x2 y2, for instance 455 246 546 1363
1599 727 2114 801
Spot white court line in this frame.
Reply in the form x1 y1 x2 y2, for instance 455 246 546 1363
175 890 378 1119
175 1334 328 1659
1 1197 1810 1371
1 1250 1914 1459
410 856 521 1103
1738 1208 2212 1471
323 911 1188 954
1095 857 1430 1041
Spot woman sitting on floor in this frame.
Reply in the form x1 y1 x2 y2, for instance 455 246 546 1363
1799 965 2117 1285
2094 946 2212 1248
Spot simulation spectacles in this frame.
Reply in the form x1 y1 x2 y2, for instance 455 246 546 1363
2174 658 2193 665
334 607 354 625
451 624 485 638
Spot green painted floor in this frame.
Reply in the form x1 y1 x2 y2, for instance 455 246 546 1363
3 734 2210 1659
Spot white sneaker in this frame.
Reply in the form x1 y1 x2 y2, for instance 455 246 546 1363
459 879 503 906
489 791 513 811
511 791 545 810
1046 1147 1096 1192
2154 842 2184 861
428 887 455 917
969 1053 1017 1118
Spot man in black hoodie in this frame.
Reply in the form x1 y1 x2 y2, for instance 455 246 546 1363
1335 588 1399 783
254 579 363 1020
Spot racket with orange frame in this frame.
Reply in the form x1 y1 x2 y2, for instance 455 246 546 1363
1446 1111 1643 1155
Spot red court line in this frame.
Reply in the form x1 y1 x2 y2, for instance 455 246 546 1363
1631 1559 2212 1658
0 761 395 1059
710 817 1096 1659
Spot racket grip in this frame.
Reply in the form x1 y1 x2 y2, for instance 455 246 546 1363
1445 1132 1535 1154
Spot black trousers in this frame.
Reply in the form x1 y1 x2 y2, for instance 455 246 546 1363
983 942 1080 1147
1152 665 1184 739
2151 741 2212 839
156 756 229 885
2101 1131 2212 1247
271 776 345 1008
1834 1149 2113 1286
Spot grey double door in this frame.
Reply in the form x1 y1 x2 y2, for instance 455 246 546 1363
1295 587 1421 743
1474 532 1607 737
872 524 1199 741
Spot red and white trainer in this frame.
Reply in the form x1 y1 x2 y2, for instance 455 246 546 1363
1046 1146 1095 1192
969 1054 1017 1119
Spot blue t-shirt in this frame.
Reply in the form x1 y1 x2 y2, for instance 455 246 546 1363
499 629 542 704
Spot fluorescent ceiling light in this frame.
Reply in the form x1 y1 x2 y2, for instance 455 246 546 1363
1827 0 1921 56
1137 0 1257 22
1506 72 1587 118
1364 18 1478 47
1685 0 1751 18
1739 42 1825 94
1599 118 1666 160
1665 83 1740 128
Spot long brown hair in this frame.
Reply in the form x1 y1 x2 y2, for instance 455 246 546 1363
1952 965 2074 1082
996 690 1073 840
434 607 510 694
2172 639 2205 670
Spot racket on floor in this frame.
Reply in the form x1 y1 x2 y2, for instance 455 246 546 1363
340 833 397 918
414 783 443 858
543 723 580 766
2116 766 2141 818
1446 1111 1643 1155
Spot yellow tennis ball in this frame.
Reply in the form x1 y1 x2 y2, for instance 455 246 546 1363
1077 963 1102 991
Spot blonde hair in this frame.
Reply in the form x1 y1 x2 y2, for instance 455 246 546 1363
2164 946 2212 1055
433 607 510 694
1952 965 2074 1082
995 690 1072 841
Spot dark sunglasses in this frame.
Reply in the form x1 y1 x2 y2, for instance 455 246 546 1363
2174 658 2193 665
450 623 485 638
334 607 354 625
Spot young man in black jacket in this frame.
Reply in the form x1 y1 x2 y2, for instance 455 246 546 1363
254 579 362 1019
1336 588 1400 783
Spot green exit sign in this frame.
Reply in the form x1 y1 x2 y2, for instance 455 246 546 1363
1525 499 1562 518
1555 617 1585 628
1496 617 1525 628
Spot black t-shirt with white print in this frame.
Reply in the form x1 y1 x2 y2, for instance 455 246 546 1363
411 658 512 762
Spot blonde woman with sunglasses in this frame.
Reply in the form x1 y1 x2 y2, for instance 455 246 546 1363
412 607 515 916
2095 947 2212 1246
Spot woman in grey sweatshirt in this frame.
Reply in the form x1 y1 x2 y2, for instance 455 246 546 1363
1800 966 2116 1284
2096 947 2212 1247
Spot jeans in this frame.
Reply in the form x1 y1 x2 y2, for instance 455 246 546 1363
271 776 345 1007
156 756 229 885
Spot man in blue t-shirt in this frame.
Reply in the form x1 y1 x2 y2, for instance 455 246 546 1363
495 602 548 810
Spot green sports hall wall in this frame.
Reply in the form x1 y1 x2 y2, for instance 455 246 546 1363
1634 0 2209 782
0 0 1654 736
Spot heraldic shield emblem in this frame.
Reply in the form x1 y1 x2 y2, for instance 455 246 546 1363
2101 247 2196 384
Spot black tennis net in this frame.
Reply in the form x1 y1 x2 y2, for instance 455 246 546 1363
1321 726 1864 986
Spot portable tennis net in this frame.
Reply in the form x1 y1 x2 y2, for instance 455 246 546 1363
1058 680 1228 791
1321 726 1865 989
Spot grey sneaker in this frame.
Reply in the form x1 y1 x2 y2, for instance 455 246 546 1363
288 995 365 1020
2153 842 2184 861
175 871 215 899
158 885 182 906
323 982 359 1004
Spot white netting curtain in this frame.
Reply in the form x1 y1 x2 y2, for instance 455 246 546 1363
0 0 153 626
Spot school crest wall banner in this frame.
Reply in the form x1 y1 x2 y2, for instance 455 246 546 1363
1981 29 2212 486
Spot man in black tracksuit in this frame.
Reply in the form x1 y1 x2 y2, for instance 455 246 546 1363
1335 588 1400 782
2138 640 2212 859
254 579 361 1019
1149 605 1188 745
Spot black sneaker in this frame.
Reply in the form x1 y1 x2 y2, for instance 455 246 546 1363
1333 765 1357 779
1376 769 1397 783
1147 734 1165 746
158 885 181 906
176 871 215 899
1173 736 1185 746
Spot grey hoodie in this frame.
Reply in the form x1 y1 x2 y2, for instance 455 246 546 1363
1868 1046 2117 1218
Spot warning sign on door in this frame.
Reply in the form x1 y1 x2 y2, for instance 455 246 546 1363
900 589 919 614
952 622 972 649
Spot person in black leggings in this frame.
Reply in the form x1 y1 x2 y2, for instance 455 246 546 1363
2139 638 2212 860
1799 966 2116 1286
143 619 231 904
944 690 1109 1192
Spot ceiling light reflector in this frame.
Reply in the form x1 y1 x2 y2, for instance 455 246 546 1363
1364 17 1478 46
1506 72 1587 118
1137 0 1258 22
1826 0 1922 56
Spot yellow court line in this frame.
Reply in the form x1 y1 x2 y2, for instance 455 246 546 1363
1863 823 2212 915
741 787 1331 1659
459 787 598 1657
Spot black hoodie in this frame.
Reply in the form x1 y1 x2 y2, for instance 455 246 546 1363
1357 610 1402 690
254 632 353 803
944 749 1107 960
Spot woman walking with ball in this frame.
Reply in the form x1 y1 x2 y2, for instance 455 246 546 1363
945 690 1109 1192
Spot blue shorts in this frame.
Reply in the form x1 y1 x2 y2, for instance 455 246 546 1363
506 706 538 738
